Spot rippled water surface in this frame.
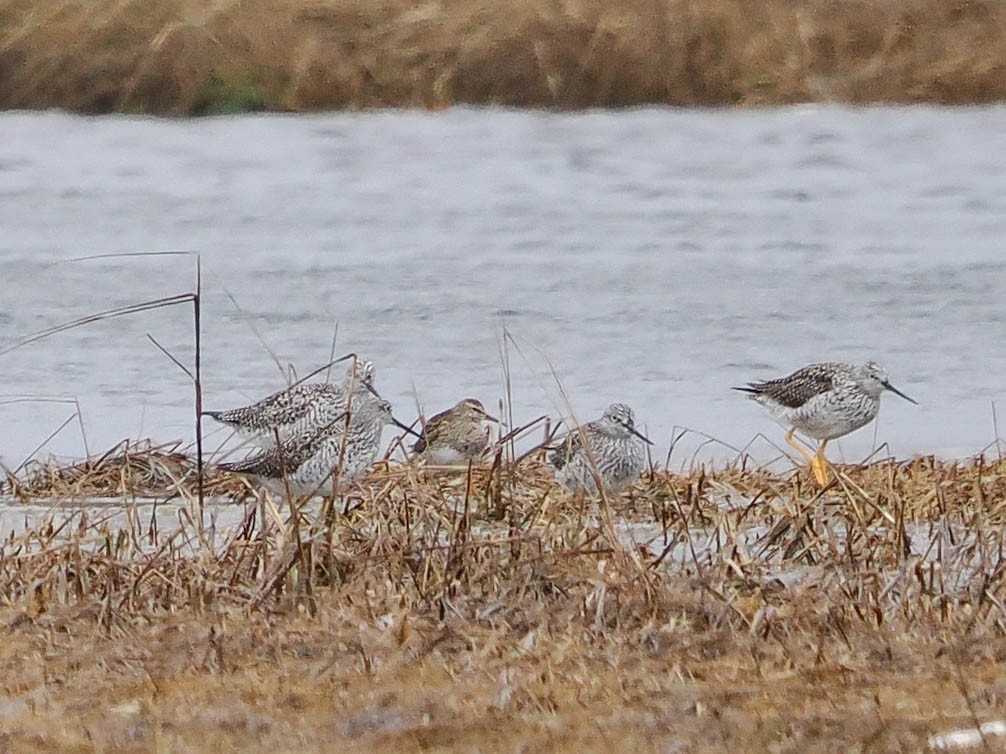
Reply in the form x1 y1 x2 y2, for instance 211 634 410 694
2 106 1005 468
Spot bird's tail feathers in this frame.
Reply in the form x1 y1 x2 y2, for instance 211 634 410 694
217 456 264 474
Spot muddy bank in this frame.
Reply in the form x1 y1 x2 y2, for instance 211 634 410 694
2 0 1005 114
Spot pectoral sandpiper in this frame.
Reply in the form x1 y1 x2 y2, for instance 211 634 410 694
412 398 499 465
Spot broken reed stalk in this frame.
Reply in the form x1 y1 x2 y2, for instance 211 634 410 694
1 250 208 521
0 396 90 461
194 254 204 522
324 321 339 384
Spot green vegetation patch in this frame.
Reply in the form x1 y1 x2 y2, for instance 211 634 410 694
195 68 272 115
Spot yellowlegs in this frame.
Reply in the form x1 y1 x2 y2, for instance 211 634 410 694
204 360 376 447
550 403 652 495
412 398 499 465
734 360 917 486
218 396 393 497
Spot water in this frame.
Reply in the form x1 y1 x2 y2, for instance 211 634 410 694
2 106 1006 470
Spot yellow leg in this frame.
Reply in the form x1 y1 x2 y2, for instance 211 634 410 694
785 428 816 464
786 430 829 486
810 440 830 487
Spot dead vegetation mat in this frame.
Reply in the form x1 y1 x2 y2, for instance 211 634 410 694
3 448 1006 751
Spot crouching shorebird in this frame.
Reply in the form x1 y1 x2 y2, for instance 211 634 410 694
218 396 394 498
734 360 918 486
412 398 499 465
203 359 378 447
550 403 652 495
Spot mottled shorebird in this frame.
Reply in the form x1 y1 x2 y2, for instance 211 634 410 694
550 403 652 495
204 360 377 447
412 398 499 465
218 396 393 497
734 361 918 486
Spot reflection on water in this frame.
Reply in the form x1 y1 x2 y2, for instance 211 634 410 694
2 106 1006 470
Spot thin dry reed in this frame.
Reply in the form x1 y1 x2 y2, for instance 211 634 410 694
1 0 1006 114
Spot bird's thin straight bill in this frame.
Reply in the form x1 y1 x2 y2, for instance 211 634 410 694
628 425 654 445
882 380 918 405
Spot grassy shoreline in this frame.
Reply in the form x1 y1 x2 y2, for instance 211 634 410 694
2 0 1006 115
2 443 1006 750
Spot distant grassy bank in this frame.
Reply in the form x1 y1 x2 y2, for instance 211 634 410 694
1 0 1005 114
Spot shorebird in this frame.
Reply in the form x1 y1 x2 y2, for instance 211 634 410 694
734 360 918 486
218 396 393 497
412 398 499 465
550 403 652 495
203 360 377 447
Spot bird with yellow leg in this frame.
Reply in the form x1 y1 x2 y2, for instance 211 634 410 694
735 361 917 486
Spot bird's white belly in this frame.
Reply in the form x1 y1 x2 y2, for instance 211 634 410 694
786 394 879 441
425 447 469 465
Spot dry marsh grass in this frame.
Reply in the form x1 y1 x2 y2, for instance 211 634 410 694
1 0 1006 114
4 438 249 501
3 443 1006 751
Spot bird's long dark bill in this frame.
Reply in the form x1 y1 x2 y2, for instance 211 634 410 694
483 413 501 423
393 417 423 439
883 381 918 405
630 426 654 445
